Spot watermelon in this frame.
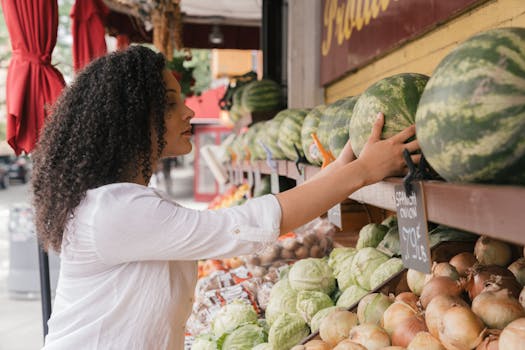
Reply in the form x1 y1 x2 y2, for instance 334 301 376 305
241 79 282 112
318 97 354 157
244 122 264 161
301 105 326 166
259 110 290 160
415 27 525 185
229 105 244 123
349 73 429 157
277 109 311 161
232 84 248 114
328 96 359 158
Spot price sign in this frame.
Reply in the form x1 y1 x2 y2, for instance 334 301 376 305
270 171 280 194
394 182 431 274
327 203 342 230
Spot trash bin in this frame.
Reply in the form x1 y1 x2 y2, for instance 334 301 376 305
7 204 60 299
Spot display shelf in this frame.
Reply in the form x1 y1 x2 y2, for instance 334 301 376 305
232 110 280 133
232 160 525 245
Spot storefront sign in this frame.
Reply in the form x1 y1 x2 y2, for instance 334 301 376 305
320 0 488 85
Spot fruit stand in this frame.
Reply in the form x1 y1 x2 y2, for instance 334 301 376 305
187 0 525 349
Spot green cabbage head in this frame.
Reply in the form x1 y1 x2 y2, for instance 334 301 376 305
369 257 405 290
191 334 217 350
288 258 336 295
269 313 310 350
356 223 389 249
221 324 267 350
295 290 334 323
350 247 389 290
335 284 368 308
211 300 258 337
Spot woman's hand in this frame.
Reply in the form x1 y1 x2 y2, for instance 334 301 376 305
334 137 357 168
355 112 420 185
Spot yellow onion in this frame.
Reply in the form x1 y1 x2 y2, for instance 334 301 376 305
333 340 367 350
357 293 393 325
438 305 486 350
450 252 478 277
476 330 500 350
420 276 463 308
349 324 391 350
474 236 512 267
472 288 525 329
382 301 418 335
499 318 525 349
425 295 468 339
407 269 429 296
391 315 428 347
520 287 525 309
407 332 445 350
424 262 460 284
319 310 358 347
380 347 406 350
508 258 525 286
463 264 521 300
395 292 420 311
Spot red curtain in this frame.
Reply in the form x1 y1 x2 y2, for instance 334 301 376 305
70 0 109 72
1 0 66 155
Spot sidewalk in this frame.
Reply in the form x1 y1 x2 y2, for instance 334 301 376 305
0 166 206 350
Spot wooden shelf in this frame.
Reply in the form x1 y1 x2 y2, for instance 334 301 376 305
232 160 525 245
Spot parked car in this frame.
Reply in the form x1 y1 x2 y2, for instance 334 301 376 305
8 156 30 183
0 161 9 189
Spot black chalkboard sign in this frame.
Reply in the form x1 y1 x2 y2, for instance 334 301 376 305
394 182 432 274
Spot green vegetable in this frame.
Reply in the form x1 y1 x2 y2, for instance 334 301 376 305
296 290 334 323
211 300 258 337
335 285 368 308
191 334 218 350
268 313 310 350
356 223 389 249
310 306 347 333
252 343 274 350
222 324 267 350
265 279 299 326
288 258 336 295
357 293 393 325
429 225 478 247
350 248 389 290
328 247 357 278
369 258 405 290
381 215 397 228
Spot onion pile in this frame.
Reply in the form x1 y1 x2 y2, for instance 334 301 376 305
508 258 525 286
476 330 500 350
319 310 358 347
407 269 428 296
332 340 366 350
474 236 512 267
395 292 420 311
520 287 525 309
391 314 428 347
425 295 468 338
348 324 391 350
425 262 460 283
407 331 445 350
382 301 418 335
499 318 525 349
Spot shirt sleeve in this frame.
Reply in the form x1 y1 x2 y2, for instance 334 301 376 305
90 187 282 264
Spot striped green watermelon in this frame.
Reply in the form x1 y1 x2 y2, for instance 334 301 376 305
250 121 269 160
318 97 355 157
301 105 326 166
277 109 311 161
229 105 244 123
349 73 429 157
328 96 359 158
260 110 290 160
415 27 525 185
241 79 282 112
232 84 248 114
244 122 264 161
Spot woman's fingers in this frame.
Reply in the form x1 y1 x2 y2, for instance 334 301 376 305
392 124 416 143
404 139 420 153
368 113 384 142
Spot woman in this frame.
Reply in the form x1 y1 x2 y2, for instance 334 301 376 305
32 46 419 349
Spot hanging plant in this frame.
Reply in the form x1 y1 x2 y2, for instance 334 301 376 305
166 51 195 99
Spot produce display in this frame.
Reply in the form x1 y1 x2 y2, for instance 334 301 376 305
328 96 359 158
301 105 327 166
416 27 525 185
241 79 283 113
317 96 356 156
278 109 311 161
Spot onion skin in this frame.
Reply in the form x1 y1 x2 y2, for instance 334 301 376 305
450 252 478 277
476 330 500 350
407 269 429 296
463 264 521 300
438 305 486 350
349 324 391 350
319 310 358 347
472 288 525 329
382 301 418 335
303 339 332 350
396 292 420 311
407 332 445 350
420 276 463 308
333 340 367 350
391 315 428 347
474 236 512 267
499 318 525 350
425 295 468 339
431 262 460 281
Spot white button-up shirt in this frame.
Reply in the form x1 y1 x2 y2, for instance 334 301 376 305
42 183 281 350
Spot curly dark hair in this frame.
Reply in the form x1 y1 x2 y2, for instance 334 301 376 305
32 45 168 252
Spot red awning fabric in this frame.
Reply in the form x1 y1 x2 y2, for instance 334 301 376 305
70 0 109 72
1 0 66 155
185 85 227 123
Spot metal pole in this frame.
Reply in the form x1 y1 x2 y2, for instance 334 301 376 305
37 241 52 339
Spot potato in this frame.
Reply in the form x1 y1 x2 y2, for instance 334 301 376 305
310 245 323 258
295 246 309 259
281 248 296 260
282 237 300 251
302 233 318 248
260 245 281 265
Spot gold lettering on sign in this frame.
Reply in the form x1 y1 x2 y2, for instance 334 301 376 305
322 0 392 56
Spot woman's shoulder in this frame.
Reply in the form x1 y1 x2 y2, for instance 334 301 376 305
83 183 164 209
